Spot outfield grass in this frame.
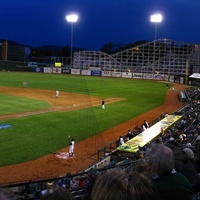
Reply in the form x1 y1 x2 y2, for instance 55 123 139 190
0 94 50 115
0 72 169 166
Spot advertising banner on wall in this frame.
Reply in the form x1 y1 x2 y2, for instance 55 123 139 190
53 68 62 74
81 70 91 75
164 75 169 81
122 72 132 78
44 67 53 73
112 72 121 77
62 69 71 74
91 70 101 76
154 74 165 80
169 76 174 82
102 71 112 77
71 69 80 75
132 73 143 79
143 73 154 79
33 67 43 73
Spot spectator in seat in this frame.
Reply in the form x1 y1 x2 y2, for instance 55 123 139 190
125 129 132 140
166 143 200 193
118 136 124 146
146 143 193 200
78 177 86 187
91 168 159 200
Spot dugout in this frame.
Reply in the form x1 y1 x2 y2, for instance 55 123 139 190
179 91 187 102
115 115 182 159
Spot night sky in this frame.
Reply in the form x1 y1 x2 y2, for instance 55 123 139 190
1 0 200 50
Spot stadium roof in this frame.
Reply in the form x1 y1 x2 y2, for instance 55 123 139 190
189 73 200 79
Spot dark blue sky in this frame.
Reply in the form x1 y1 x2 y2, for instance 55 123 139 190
1 0 200 50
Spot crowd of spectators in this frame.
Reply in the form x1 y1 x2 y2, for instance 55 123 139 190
3 87 200 199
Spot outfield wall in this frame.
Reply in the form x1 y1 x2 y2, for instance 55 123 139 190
0 61 186 84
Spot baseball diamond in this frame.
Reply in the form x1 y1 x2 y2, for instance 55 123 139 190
0 79 186 185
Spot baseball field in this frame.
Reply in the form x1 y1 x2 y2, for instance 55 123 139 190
0 71 185 184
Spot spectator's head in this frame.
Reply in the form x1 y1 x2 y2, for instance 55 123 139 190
40 187 75 200
147 144 175 176
0 188 16 200
91 168 159 200
183 147 195 159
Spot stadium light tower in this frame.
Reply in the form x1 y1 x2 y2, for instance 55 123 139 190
66 14 79 68
150 14 163 40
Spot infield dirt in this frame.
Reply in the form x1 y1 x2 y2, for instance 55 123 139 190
0 83 187 185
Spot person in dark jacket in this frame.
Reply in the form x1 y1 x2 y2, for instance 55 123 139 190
166 143 200 193
146 144 194 200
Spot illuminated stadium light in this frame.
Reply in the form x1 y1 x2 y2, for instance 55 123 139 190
150 14 163 23
66 14 79 23
150 14 163 40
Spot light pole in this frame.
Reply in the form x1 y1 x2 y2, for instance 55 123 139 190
66 14 78 68
150 14 162 40
150 14 162 76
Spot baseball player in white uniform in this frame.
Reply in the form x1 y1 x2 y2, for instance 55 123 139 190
55 90 59 98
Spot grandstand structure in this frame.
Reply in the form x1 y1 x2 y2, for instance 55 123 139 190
73 38 200 77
